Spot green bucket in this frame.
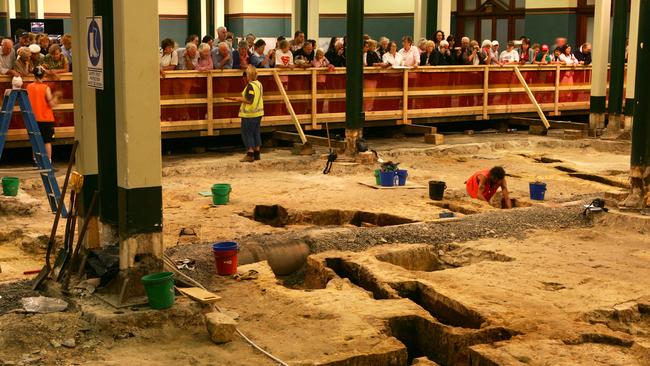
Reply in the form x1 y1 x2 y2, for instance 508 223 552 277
374 169 381 185
2 177 19 196
211 183 232 205
141 272 175 309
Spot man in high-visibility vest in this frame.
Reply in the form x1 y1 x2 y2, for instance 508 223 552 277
26 66 58 162
226 64 264 162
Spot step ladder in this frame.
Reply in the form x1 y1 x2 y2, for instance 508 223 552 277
0 89 66 215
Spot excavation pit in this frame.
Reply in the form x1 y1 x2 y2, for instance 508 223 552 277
375 245 514 272
248 204 419 228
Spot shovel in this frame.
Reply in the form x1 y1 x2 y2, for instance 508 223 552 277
33 141 78 290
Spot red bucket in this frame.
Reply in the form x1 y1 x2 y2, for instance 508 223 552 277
212 242 239 275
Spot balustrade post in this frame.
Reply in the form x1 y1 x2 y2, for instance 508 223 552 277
482 66 489 120
311 69 319 129
554 64 561 116
207 71 214 136
402 69 409 124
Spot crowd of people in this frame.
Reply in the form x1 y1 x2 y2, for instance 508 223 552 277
160 26 592 72
0 30 72 78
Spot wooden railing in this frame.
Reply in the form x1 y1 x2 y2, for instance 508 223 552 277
2 65 594 143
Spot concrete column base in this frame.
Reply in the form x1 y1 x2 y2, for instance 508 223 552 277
95 253 163 307
101 222 119 248
589 113 606 131
602 114 625 139
620 166 650 210
623 115 634 131
345 128 363 156
119 232 164 270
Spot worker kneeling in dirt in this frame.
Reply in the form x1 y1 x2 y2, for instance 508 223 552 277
465 166 512 209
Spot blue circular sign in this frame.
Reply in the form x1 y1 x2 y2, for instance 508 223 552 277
87 19 101 67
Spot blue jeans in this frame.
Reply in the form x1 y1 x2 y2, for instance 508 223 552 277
241 116 262 149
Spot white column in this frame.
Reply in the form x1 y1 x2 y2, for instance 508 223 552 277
414 0 426 41
7 0 16 36
113 0 163 267
215 0 225 29
624 0 640 131
70 0 97 176
437 0 451 36
308 0 319 39
590 0 611 130
200 0 208 36
35 0 45 19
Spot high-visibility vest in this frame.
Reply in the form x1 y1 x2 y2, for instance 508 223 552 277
238 80 264 118
27 82 55 122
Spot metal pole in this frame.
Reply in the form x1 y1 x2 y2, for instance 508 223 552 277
20 0 29 18
621 0 650 210
607 0 628 131
624 0 641 131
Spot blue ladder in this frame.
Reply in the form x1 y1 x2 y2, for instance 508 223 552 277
0 89 66 215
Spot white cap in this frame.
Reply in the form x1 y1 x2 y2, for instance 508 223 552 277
29 44 41 53
491 40 499 46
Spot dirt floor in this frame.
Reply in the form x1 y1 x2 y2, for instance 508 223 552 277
1 131 649 365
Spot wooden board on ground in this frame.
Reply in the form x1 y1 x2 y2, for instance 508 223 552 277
358 182 427 190
510 117 588 130
177 287 222 304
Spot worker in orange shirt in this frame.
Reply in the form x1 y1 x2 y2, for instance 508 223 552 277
465 166 512 209
26 66 58 162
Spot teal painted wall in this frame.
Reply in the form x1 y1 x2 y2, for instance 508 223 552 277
226 17 291 38
320 16 414 42
0 19 7 37
159 18 189 44
524 13 577 47
63 18 72 34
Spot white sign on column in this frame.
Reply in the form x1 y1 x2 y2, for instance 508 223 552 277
86 16 104 90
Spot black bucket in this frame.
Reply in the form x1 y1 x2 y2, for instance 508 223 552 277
429 181 446 200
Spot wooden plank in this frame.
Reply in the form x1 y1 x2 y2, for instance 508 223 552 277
510 117 589 130
272 131 347 149
311 69 318 129
513 67 550 129
272 70 307 144
358 182 427 190
177 287 222 304
206 73 214 136
483 66 489 120
402 69 409 124
402 124 437 135
424 134 445 145
554 64 561 116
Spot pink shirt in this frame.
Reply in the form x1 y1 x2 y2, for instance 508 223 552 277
196 56 213 71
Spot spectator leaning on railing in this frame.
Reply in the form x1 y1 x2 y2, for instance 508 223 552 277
160 38 178 71
232 40 251 70
212 42 233 69
420 40 436 66
60 34 72 71
434 40 452 66
399 36 419 67
325 37 346 67
43 44 68 75
275 40 294 69
574 42 592 65
176 42 198 70
196 43 213 71
499 41 520 65
294 40 315 67
366 40 382 66
250 39 271 69
14 47 33 76
382 41 404 68
0 39 16 76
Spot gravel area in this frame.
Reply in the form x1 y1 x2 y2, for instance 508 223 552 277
0 280 37 314
167 205 593 284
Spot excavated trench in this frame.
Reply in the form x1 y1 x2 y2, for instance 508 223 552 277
245 204 419 228
292 246 518 365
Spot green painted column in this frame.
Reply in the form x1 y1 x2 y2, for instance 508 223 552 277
207 0 215 37
425 0 438 39
621 0 650 210
188 0 202 37
607 0 628 131
93 0 119 225
20 0 30 18
345 0 364 132
300 0 308 36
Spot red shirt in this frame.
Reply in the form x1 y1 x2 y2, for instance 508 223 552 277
466 169 499 201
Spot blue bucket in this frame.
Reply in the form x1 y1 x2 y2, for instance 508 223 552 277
379 171 398 187
212 241 239 252
396 170 408 186
529 182 547 201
